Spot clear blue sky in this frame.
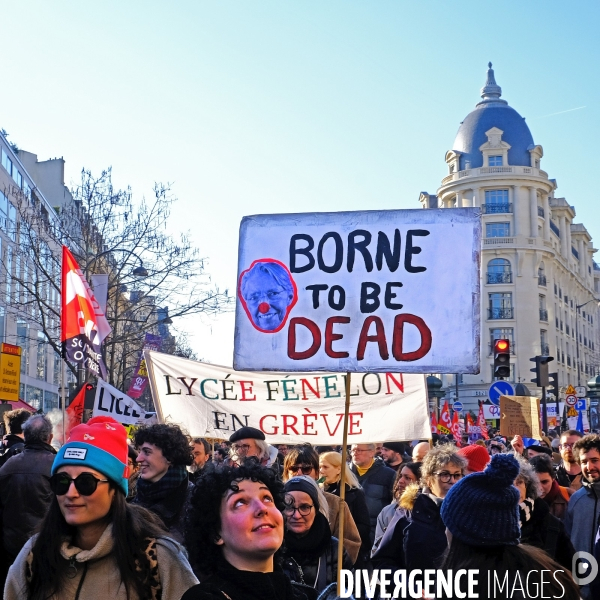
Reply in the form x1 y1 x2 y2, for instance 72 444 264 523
2 1 599 365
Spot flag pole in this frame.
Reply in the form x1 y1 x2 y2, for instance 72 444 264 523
337 372 351 591
61 358 66 445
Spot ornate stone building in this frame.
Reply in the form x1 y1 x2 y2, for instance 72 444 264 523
420 64 600 413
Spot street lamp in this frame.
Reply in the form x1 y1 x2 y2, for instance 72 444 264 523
575 299 600 386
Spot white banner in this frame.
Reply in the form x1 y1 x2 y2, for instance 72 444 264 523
145 351 431 444
234 208 481 373
93 379 149 425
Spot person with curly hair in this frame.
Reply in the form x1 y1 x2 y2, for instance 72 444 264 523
182 464 317 600
131 423 193 543
4 416 198 600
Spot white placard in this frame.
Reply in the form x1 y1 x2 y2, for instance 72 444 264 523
93 379 148 425
145 351 432 444
234 208 481 373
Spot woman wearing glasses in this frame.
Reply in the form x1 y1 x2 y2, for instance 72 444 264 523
5 416 198 600
281 477 352 593
372 445 466 573
283 445 361 565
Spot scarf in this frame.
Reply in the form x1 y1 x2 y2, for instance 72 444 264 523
543 479 566 507
518 497 535 527
135 464 188 504
284 512 331 558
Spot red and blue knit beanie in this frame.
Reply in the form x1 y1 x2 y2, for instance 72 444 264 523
52 416 129 496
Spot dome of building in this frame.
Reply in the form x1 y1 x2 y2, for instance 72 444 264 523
452 63 534 171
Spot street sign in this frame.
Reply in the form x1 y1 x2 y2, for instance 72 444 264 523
575 386 587 398
567 406 578 418
575 399 586 411
452 401 463 413
565 394 577 407
489 381 514 406
0 343 21 402
565 384 577 396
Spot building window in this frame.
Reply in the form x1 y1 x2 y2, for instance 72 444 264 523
539 295 548 321
12 168 22 188
483 190 510 214
488 293 513 319
26 386 43 411
5 247 12 302
541 330 549 355
538 263 546 287
487 258 512 284
489 156 503 166
16 319 29 375
7 202 16 241
53 351 61 385
44 391 59 412
486 222 510 238
37 331 47 380
1 149 12 176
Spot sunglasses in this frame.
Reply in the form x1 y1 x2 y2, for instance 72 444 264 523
288 465 314 475
51 473 110 496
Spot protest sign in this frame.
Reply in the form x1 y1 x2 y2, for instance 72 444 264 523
145 351 431 444
234 208 481 373
93 379 149 425
499 395 541 439
127 333 163 398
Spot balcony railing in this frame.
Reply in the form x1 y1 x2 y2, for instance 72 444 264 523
538 274 547 286
550 221 560 237
488 307 514 320
483 237 514 245
482 203 512 214
541 343 550 356
539 309 548 322
537 206 545 218
487 272 513 284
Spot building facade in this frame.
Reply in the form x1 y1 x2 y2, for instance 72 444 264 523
420 64 600 413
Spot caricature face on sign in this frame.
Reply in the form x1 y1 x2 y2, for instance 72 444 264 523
238 260 297 333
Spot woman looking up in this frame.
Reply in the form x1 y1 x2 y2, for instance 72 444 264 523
5 416 198 600
183 464 316 600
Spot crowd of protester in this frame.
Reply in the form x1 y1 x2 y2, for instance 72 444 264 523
0 406 598 598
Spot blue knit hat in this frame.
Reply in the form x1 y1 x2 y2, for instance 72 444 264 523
441 453 521 546
52 416 129 496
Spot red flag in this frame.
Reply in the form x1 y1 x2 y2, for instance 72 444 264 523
451 411 462 446
466 413 474 433
430 411 438 435
65 385 86 439
61 246 111 378
477 403 489 440
438 400 452 434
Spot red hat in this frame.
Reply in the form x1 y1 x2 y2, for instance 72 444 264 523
458 444 490 473
52 416 129 495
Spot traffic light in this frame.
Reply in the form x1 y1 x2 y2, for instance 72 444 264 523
83 383 96 410
493 339 511 378
548 372 559 399
530 355 554 387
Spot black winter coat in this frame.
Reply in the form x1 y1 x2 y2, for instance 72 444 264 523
324 482 371 562
520 497 575 570
403 491 447 572
350 459 395 544
0 441 56 559
131 476 193 544
282 513 353 593
182 559 317 600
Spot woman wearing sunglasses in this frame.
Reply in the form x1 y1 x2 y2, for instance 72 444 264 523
281 477 353 593
5 416 198 600
282 445 361 565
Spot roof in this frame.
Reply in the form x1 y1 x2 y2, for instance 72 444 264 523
452 64 534 170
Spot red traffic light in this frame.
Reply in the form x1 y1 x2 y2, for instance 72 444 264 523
495 339 509 353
